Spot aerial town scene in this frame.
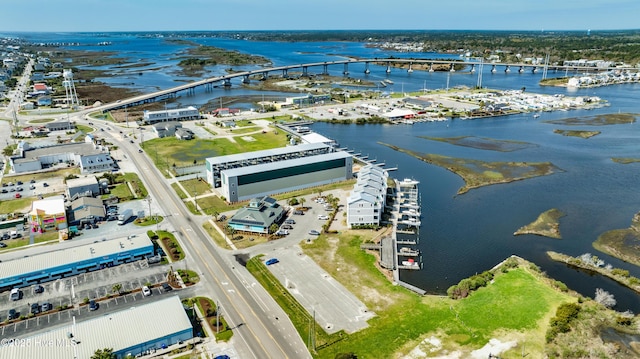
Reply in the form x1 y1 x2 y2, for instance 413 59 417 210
2 1 640 359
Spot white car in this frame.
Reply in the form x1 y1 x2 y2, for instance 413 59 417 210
142 286 151 297
275 229 289 236
317 215 329 220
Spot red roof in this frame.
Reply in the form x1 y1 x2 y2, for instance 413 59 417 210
34 83 47 91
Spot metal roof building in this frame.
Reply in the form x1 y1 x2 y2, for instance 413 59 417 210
220 151 353 203
0 295 193 359
0 236 154 290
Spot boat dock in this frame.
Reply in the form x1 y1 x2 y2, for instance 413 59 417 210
362 177 425 294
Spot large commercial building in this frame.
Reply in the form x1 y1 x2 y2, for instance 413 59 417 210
347 165 389 227
206 143 353 203
10 138 115 174
142 106 200 125
0 235 154 290
0 295 193 359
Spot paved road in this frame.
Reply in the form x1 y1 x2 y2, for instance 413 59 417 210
96 121 311 358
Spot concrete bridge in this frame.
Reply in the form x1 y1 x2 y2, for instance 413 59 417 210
93 57 636 113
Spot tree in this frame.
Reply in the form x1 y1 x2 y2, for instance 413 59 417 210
299 197 306 209
225 225 236 241
594 288 616 308
91 348 115 359
112 283 122 295
269 223 280 234
288 198 299 206
316 188 323 199
211 210 219 222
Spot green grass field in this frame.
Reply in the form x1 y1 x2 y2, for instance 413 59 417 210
287 232 572 358
142 131 289 169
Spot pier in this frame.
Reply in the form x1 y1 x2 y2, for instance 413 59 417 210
362 177 425 295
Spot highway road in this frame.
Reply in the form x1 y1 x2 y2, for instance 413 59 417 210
96 123 312 358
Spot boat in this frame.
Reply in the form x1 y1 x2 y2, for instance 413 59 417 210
379 81 387 87
384 79 394 85
533 113 540 118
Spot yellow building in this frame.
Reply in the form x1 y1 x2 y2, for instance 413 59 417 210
29 195 67 232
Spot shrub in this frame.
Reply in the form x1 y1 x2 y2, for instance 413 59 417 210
553 280 568 292
503 257 519 269
611 268 630 277
546 302 581 342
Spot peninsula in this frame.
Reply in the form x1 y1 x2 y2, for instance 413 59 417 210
514 209 565 239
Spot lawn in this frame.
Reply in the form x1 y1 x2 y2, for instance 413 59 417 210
142 131 289 170
104 172 147 201
0 197 35 214
180 178 212 197
0 231 60 252
279 232 575 358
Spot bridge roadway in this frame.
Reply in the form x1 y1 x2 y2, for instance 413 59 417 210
93 122 311 358
92 57 636 113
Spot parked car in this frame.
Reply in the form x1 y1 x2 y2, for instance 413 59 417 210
42 182 48 187
218 214 227 222
41 302 53 312
162 283 173 292
309 230 321 235
10 288 21 301
142 286 151 297
1 189 7 193
30 303 40 315
7 308 18 320
293 210 304 215
317 215 329 220
275 229 289 236
29 179 35 184
34 285 44 294
284 219 295 225
0 242 7 248
16 181 22 185
281 224 293 230
265 258 279 266
89 300 98 311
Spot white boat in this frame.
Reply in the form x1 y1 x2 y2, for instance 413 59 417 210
384 79 394 85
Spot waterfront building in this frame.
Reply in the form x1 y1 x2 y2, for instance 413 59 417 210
0 295 193 359
0 235 154 290
206 143 352 203
228 196 286 234
142 106 200 124
347 164 388 227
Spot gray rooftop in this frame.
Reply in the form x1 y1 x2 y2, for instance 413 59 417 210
0 236 153 281
66 176 99 188
0 295 192 359
207 142 331 166
221 151 352 178
13 142 106 164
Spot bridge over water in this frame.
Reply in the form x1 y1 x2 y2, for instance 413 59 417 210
93 57 635 113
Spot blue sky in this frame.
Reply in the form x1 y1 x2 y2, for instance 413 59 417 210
1 0 638 32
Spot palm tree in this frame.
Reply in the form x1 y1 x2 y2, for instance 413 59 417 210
225 225 236 241
299 197 306 209
212 210 220 222
112 283 122 295
269 223 280 234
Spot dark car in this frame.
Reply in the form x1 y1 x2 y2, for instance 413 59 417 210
42 182 49 187
16 181 22 185
89 300 98 311
34 285 44 294
30 303 40 315
0 242 7 248
293 210 304 215
162 283 173 292
1 189 7 193
7 309 18 320
29 179 35 184
41 302 53 312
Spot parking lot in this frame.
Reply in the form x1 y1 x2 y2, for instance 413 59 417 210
0 178 62 201
1 284 192 339
0 260 174 326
